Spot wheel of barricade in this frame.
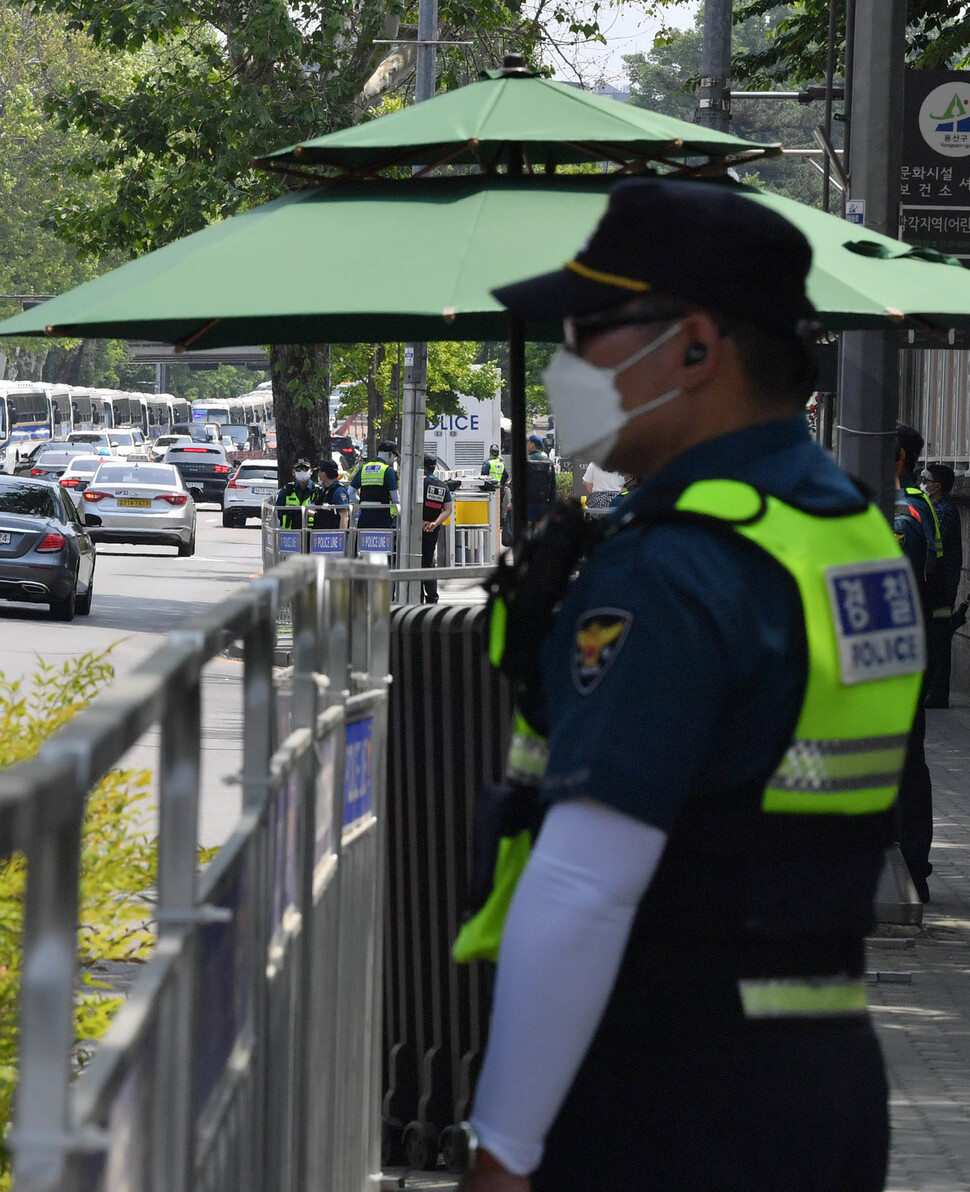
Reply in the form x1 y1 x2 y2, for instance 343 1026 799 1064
382 1118 408 1168
440 1124 468 1174
403 1120 440 1171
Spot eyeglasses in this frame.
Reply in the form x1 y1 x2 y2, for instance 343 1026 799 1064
562 309 685 356
919 473 938 485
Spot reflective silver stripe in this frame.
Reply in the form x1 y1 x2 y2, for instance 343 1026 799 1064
770 735 908 792
739 978 867 1018
507 731 548 782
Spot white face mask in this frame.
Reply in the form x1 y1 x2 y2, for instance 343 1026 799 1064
294 470 311 483
541 321 684 467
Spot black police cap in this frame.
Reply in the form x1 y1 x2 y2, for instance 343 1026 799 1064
492 177 818 340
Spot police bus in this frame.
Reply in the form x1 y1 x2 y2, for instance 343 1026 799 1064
425 388 503 474
0 381 54 472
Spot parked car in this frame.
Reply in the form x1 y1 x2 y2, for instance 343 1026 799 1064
19 444 96 479
222 459 278 527
67 431 115 453
107 429 148 459
151 434 193 462
81 462 196 556
162 443 231 505
0 474 96 620
58 455 110 497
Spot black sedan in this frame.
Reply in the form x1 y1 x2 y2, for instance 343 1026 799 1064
162 443 231 504
0 476 96 621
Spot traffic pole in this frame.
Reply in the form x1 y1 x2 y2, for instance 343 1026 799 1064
399 0 439 603
837 0 906 517
695 0 733 133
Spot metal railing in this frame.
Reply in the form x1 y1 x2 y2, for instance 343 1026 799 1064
0 553 391 1192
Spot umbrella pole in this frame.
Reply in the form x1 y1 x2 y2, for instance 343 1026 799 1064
509 313 528 541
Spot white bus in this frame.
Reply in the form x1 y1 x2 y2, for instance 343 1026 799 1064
0 381 54 472
425 390 503 474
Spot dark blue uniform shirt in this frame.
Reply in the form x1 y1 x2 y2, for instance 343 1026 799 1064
538 415 866 832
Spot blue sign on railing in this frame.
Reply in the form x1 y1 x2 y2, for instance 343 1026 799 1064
278 531 302 554
343 717 374 828
359 530 394 553
311 530 347 554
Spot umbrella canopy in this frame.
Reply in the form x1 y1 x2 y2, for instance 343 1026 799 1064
259 64 779 176
5 176 970 349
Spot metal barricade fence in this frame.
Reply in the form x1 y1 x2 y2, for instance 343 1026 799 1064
0 553 391 1192
382 603 512 1169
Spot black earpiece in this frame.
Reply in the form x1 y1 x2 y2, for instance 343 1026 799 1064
684 343 707 366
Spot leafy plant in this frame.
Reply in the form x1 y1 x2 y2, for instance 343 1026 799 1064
0 650 156 1185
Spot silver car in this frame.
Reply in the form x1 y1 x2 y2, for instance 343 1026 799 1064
81 462 197 556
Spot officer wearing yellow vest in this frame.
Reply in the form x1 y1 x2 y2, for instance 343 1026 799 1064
482 444 509 487
349 439 400 530
453 179 925 1192
274 457 317 530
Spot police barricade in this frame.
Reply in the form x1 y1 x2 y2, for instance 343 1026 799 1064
382 603 512 1168
446 490 498 568
1 554 390 1192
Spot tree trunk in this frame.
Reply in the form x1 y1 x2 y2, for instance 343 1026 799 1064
270 342 332 479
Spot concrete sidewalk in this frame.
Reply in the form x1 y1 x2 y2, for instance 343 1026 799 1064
869 699 970 1192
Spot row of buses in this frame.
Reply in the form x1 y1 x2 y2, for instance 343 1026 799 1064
0 381 275 468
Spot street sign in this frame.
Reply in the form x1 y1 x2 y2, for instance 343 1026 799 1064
901 70 970 263
846 199 866 226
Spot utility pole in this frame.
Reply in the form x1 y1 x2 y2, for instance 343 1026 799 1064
695 0 733 133
398 0 439 603
837 0 906 516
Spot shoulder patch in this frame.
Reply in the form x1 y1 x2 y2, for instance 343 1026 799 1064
571 608 633 693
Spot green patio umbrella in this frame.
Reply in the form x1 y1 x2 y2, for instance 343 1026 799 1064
259 57 779 176
5 175 970 348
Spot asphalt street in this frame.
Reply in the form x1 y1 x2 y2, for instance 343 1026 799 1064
0 504 264 846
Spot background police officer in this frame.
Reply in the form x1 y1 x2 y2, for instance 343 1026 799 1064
312 459 350 530
274 457 316 531
458 179 924 1192
482 444 508 486
421 454 452 604
349 439 400 530
524 435 556 525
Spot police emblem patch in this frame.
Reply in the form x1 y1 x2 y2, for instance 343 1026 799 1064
572 608 633 693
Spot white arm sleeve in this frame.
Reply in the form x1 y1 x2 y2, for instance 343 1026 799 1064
469 798 666 1175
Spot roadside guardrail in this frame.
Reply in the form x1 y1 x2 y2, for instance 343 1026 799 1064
0 553 390 1192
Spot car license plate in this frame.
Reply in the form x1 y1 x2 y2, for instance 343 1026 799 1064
0 532 10 545
254 488 273 496
118 498 151 507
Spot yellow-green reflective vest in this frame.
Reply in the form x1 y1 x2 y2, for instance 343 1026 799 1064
675 480 925 815
455 480 925 964
487 457 507 483
904 486 943 559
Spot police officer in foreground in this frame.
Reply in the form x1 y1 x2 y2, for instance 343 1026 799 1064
349 439 400 529
457 179 925 1192
421 454 453 603
274 457 316 530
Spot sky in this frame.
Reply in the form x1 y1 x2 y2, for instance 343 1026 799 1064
547 0 700 91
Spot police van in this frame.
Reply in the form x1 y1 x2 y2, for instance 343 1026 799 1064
425 390 503 475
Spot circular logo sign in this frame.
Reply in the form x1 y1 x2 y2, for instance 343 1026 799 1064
919 82 970 157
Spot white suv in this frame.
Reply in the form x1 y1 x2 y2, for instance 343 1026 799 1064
222 459 278 527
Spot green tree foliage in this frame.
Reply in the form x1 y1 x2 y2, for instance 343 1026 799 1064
0 650 156 1184
329 341 501 444
733 0 970 88
625 10 839 210
10 0 677 471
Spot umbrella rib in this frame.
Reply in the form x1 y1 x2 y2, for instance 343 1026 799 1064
175 318 222 352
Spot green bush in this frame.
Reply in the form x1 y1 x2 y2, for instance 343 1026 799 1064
0 651 156 1185
556 470 574 498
